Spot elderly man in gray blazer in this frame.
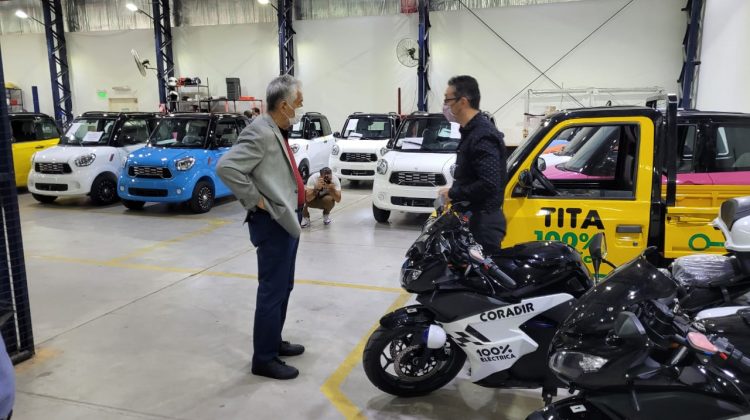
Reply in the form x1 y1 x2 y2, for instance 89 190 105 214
217 75 307 380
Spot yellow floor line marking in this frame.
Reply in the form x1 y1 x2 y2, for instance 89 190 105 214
321 293 411 420
105 219 232 264
32 255 404 294
14 347 60 373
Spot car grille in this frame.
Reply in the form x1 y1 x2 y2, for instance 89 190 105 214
129 166 173 179
35 183 68 192
341 169 375 176
128 188 168 197
389 172 447 187
35 162 72 174
391 196 435 207
341 153 377 163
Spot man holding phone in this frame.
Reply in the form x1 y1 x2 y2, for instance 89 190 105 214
301 167 341 227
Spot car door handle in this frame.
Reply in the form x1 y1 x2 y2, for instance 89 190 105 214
35 146 45 149
616 225 642 234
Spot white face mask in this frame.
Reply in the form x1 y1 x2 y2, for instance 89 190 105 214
284 104 304 126
443 103 458 124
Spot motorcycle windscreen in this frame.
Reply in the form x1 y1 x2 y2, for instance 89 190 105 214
560 251 677 335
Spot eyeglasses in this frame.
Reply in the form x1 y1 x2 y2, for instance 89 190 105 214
443 97 461 105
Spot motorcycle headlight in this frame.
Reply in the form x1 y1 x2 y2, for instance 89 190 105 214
290 143 301 154
376 159 388 175
400 264 423 287
450 163 457 178
549 351 608 383
74 153 96 167
380 147 389 157
331 144 340 156
175 157 196 171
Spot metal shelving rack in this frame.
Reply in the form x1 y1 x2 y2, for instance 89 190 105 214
169 79 210 112
6 88 24 113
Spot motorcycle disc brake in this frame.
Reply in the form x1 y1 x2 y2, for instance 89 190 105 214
394 344 440 381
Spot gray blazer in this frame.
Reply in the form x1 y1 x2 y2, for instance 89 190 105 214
216 114 302 238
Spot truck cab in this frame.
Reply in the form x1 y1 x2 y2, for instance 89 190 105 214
504 95 750 275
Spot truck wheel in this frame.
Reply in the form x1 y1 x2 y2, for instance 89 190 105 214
90 175 119 205
189 180 214 213
32 193 57 204
122 199 145 210
373 205 391 223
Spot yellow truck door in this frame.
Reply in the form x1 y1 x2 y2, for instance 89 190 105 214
503 115 656 276
664 120 750 258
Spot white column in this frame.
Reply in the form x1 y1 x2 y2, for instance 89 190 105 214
695 0 750 112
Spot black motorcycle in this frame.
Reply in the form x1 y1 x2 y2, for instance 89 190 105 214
362 203 594 401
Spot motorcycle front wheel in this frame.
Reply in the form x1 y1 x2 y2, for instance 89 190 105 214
363 325 466 397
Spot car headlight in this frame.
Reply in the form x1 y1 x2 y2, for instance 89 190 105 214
332 144 340 156
290 143 301 154
549 351 608 383
376 159 388 175
175 157 196 171
74 153 96 167
380 147 389 157
30 152 37 164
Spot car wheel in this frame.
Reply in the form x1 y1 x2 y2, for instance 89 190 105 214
373 204 391 223
122 199 146 210
298 163 310 183
90 175 119 205
32 193 57 204
189 180 214 213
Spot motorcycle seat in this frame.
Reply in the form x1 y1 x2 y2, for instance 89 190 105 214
672 254 739 289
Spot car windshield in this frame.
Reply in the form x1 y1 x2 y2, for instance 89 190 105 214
10 117 60 142
393 117 460 153
290 122 304 139
149 118 209 148
341 117 393 140
61 118 117 146
561 126 620 172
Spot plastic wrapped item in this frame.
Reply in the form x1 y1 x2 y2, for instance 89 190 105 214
672 254 737 287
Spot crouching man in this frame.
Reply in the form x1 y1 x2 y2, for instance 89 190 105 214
301 167 341 227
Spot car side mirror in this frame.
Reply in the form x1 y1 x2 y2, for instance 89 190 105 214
588 233 606 278
333 131 341 138
614 311 647 342
518 170 533 189
536 157 547 172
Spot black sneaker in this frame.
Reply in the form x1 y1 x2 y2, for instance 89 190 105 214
251 358 299 380
279 341 305 357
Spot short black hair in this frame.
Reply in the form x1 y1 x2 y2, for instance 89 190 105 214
448 75 480 110
252 107 261 114
320 167 332 175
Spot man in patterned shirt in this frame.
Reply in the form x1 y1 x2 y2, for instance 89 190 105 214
439 75 507 255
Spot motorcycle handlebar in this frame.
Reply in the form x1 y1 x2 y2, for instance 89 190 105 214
485 261 517 290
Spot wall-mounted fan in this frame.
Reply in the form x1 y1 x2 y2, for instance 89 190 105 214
396 38 419 68
131 49 153 77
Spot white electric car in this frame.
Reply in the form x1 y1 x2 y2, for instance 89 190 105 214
329 113 401 182
372 112 461 223
288 111 335 181
28 112 158 205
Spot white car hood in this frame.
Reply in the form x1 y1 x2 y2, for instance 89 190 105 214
387 151 455 173
336 139 389 152
34 145 111 163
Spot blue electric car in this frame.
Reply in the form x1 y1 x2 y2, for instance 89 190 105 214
117 113 249 213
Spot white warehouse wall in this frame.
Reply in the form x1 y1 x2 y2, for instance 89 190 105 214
695 0 750 113
430 0 685 143
2 0 684 143
1 33 54 116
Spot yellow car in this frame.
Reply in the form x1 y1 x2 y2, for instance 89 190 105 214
9 113 60 187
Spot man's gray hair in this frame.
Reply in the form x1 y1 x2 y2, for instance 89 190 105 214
266 75 301 112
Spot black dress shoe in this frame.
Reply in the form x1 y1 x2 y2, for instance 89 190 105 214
252 357 299 380
279 341 305 357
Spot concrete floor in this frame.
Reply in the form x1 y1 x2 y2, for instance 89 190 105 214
12 182 546 420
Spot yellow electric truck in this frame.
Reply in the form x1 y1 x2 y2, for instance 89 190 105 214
502 95 750 274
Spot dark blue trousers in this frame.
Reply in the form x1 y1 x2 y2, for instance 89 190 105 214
247 209 301 365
